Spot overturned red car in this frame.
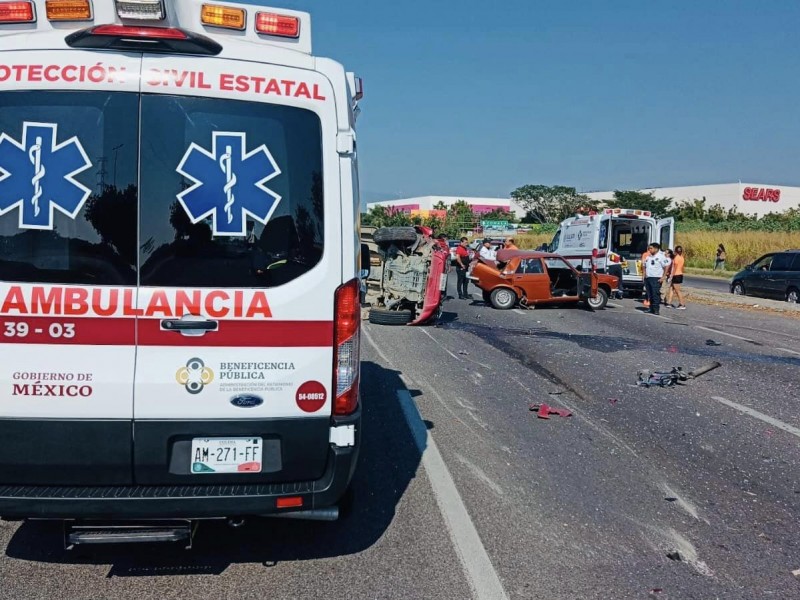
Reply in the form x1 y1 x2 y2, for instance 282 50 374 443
366 226 448 325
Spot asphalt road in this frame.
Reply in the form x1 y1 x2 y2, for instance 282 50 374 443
1 281 799 599
683 275 732 294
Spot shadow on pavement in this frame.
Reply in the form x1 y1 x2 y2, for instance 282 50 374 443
4 361 424 577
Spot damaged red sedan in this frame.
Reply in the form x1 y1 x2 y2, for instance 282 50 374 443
469 249 618 310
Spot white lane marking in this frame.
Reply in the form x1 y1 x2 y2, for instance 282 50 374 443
711 396 800 439
512 309 526 315
419 327 461 361
398 389 509 600
777 347 800 356
695 326 755 343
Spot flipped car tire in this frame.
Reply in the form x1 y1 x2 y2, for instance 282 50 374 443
368 307 414 325
373 227 418 245
587 287 609 310
490 287 517 310
732 281 746 296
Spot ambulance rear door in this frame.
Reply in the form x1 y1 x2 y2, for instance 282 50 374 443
0 52 141 485
657 217 675 251
132 56 341 485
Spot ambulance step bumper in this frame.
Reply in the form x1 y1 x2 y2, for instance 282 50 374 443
0 445 358 520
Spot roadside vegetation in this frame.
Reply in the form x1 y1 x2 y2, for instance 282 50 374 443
362 185 800 270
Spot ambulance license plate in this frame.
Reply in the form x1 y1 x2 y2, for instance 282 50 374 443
191 437 263 474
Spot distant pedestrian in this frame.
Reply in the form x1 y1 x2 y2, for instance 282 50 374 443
504 237 519 251
643 243 671 315
714 244 726 271
454 237 471 299
665 245 686 309
662 249 675 303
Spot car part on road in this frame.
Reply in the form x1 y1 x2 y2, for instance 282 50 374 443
637 361 722 388
529 403 573 419
705 339 722 346
368 307 414 325
490 287 517 310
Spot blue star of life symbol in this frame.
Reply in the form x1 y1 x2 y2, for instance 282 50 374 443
0 122 92 230
176 131 282 237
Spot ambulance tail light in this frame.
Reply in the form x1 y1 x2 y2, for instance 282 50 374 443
115 0 164 20
46 0 92 21
201 4 246 30
255 11 299 38
66 24 222 55
0 1 35 23
333 279 360 416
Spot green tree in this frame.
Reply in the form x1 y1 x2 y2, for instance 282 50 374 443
606 190 673 217
433 200 448 210
510 185 598 224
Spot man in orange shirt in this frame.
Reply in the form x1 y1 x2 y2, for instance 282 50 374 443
665 245 686 309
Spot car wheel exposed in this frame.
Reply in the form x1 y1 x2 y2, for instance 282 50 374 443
490 287 516 310
787 288 799 304
373 227 418 245
732 282 745 296
587 287 609 310
368 307 414 325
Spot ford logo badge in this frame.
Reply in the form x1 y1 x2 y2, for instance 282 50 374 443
230 394 264 408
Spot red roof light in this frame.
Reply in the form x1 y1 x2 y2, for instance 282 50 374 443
0 1 35 23
255 12 299 38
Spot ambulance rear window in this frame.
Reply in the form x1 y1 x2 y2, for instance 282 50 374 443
0 91 139 285
138 95 324 289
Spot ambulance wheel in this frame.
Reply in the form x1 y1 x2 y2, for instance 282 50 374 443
373 227 418 245
587 288 609 310
368 307 414 325
490 288 517 310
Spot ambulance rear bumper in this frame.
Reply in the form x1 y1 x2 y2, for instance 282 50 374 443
0 425 359 521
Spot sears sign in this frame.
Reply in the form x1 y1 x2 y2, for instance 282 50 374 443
742 187 781 203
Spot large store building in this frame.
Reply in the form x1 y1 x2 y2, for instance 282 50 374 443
367 196 526 219
586 182 800 218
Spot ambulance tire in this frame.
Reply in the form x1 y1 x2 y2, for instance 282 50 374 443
587 288 609 310
368 307 414 325
490 287 517 310
373 227 418 246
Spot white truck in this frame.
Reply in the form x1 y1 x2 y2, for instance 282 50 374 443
0 0 364 546
548 209 675 294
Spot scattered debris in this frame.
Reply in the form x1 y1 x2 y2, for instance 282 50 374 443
705 339 722 346
637 361 722 388
649 589 664 597
608 398 619 405
792 568 800 580
665 497 677 502
458 350 470 355
548 391 564 396
529 403 572 419
666 551 683 562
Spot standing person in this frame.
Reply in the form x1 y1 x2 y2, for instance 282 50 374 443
643 243 671 315
662 249 675 304
504 237 519 251
454 237 471 299
714 244 726 271
641 249 651 309
479 239 497 261
665 245 686 309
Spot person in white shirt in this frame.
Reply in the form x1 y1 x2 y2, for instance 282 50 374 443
479 240 497 261
643 242 672 315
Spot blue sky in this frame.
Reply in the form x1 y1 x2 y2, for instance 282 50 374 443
236 1 800 202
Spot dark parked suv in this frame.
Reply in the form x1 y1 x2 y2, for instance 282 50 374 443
730 250 800 303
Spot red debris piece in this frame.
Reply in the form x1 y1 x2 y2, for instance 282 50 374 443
529 403 572 419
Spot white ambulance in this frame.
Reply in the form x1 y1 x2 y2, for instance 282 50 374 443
0 0 364 544
549 209 674 294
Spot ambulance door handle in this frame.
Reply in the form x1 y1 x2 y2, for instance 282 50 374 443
161 319 218 332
